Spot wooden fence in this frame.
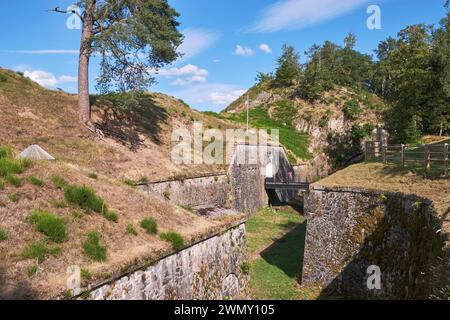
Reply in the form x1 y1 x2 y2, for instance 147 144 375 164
365 141 449 178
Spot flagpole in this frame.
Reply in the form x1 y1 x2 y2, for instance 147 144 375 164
246 94 249 134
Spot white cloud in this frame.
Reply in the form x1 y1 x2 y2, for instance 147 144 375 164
1 49 78 54
178 28 219 60
153 64 209 86
172 83 246 110
234 45 254 57
23 70 77 88
58 75 77 83
249 0 369 32
259 43 273 54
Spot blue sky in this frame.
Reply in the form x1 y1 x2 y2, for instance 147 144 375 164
0 0 447 111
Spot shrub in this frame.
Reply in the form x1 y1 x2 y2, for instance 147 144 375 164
0 157 31 178
7 174 22 187
103 211 118 223
0 228 7 241
160 231 184 250
64 185 107 214
140 218 158 235
88 172 98 180
126 224 138 236
344 99 362 119
50 198 67 208
51 175 69 189
29 209 67 243
28 176 45 187
21 241 60 263
83 231 107 262
179 205 194 213
81 268 92 280
27 266 38 277
123 179 137 188
8 192 21 202
0 73 7 82
0 146 13 159
163 190 171 200
0 178 4 190
240 262 251 275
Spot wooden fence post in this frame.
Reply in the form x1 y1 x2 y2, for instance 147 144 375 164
424 144 430 175
364 141 369 162
400 144 405 168
444 143 448 177
382 143 387 164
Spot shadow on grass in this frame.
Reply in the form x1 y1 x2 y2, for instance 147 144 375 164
0 265 37 300
91 93 168 151
259 221 307 281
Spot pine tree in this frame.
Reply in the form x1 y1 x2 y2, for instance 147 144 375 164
55 0 183 123
275 44 302 87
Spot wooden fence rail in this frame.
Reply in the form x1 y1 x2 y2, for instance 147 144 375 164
365 141 449 178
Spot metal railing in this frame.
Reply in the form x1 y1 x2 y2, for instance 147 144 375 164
364 141 449 178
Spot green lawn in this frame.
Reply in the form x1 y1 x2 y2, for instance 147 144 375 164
246 208 320 300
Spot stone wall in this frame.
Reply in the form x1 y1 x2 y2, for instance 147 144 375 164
138 174 228 208
303 186 447 299
89 224 248 300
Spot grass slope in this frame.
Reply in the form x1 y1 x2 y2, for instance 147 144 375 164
0 67 238 181
246 208 320 300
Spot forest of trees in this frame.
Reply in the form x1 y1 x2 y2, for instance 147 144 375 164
259 4 450 143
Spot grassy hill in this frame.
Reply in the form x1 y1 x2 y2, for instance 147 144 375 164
0 67 245 299
220 81 386 173
0 68 239 182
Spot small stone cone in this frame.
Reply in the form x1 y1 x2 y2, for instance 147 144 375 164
19 144 55 160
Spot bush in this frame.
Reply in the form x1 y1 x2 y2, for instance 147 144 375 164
160 231 184 250
179 205 194 213
123 179 137 188
51 175 69 189
29 209 67 243
0 73 7 82
27 266 37 277
6 175 22 187
0 228 7 241
0 146 13 159
8 192 21 202
140 218 158 235
21 241 60 263
240 262 251 275
0 157 31 178
50 198 67 208
64 185 107 214
88 172 98 180
103 211 118 223
0 178 4 190
81 268 92 280
126 224 138 236
83 231 107 262
343 99 362 119
28 176 45 187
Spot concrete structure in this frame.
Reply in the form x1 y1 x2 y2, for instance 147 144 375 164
228 144 296 215
19 144 55 160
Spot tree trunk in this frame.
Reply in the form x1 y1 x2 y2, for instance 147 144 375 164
77 0 96 123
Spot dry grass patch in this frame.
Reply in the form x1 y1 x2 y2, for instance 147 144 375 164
315 163 450 216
